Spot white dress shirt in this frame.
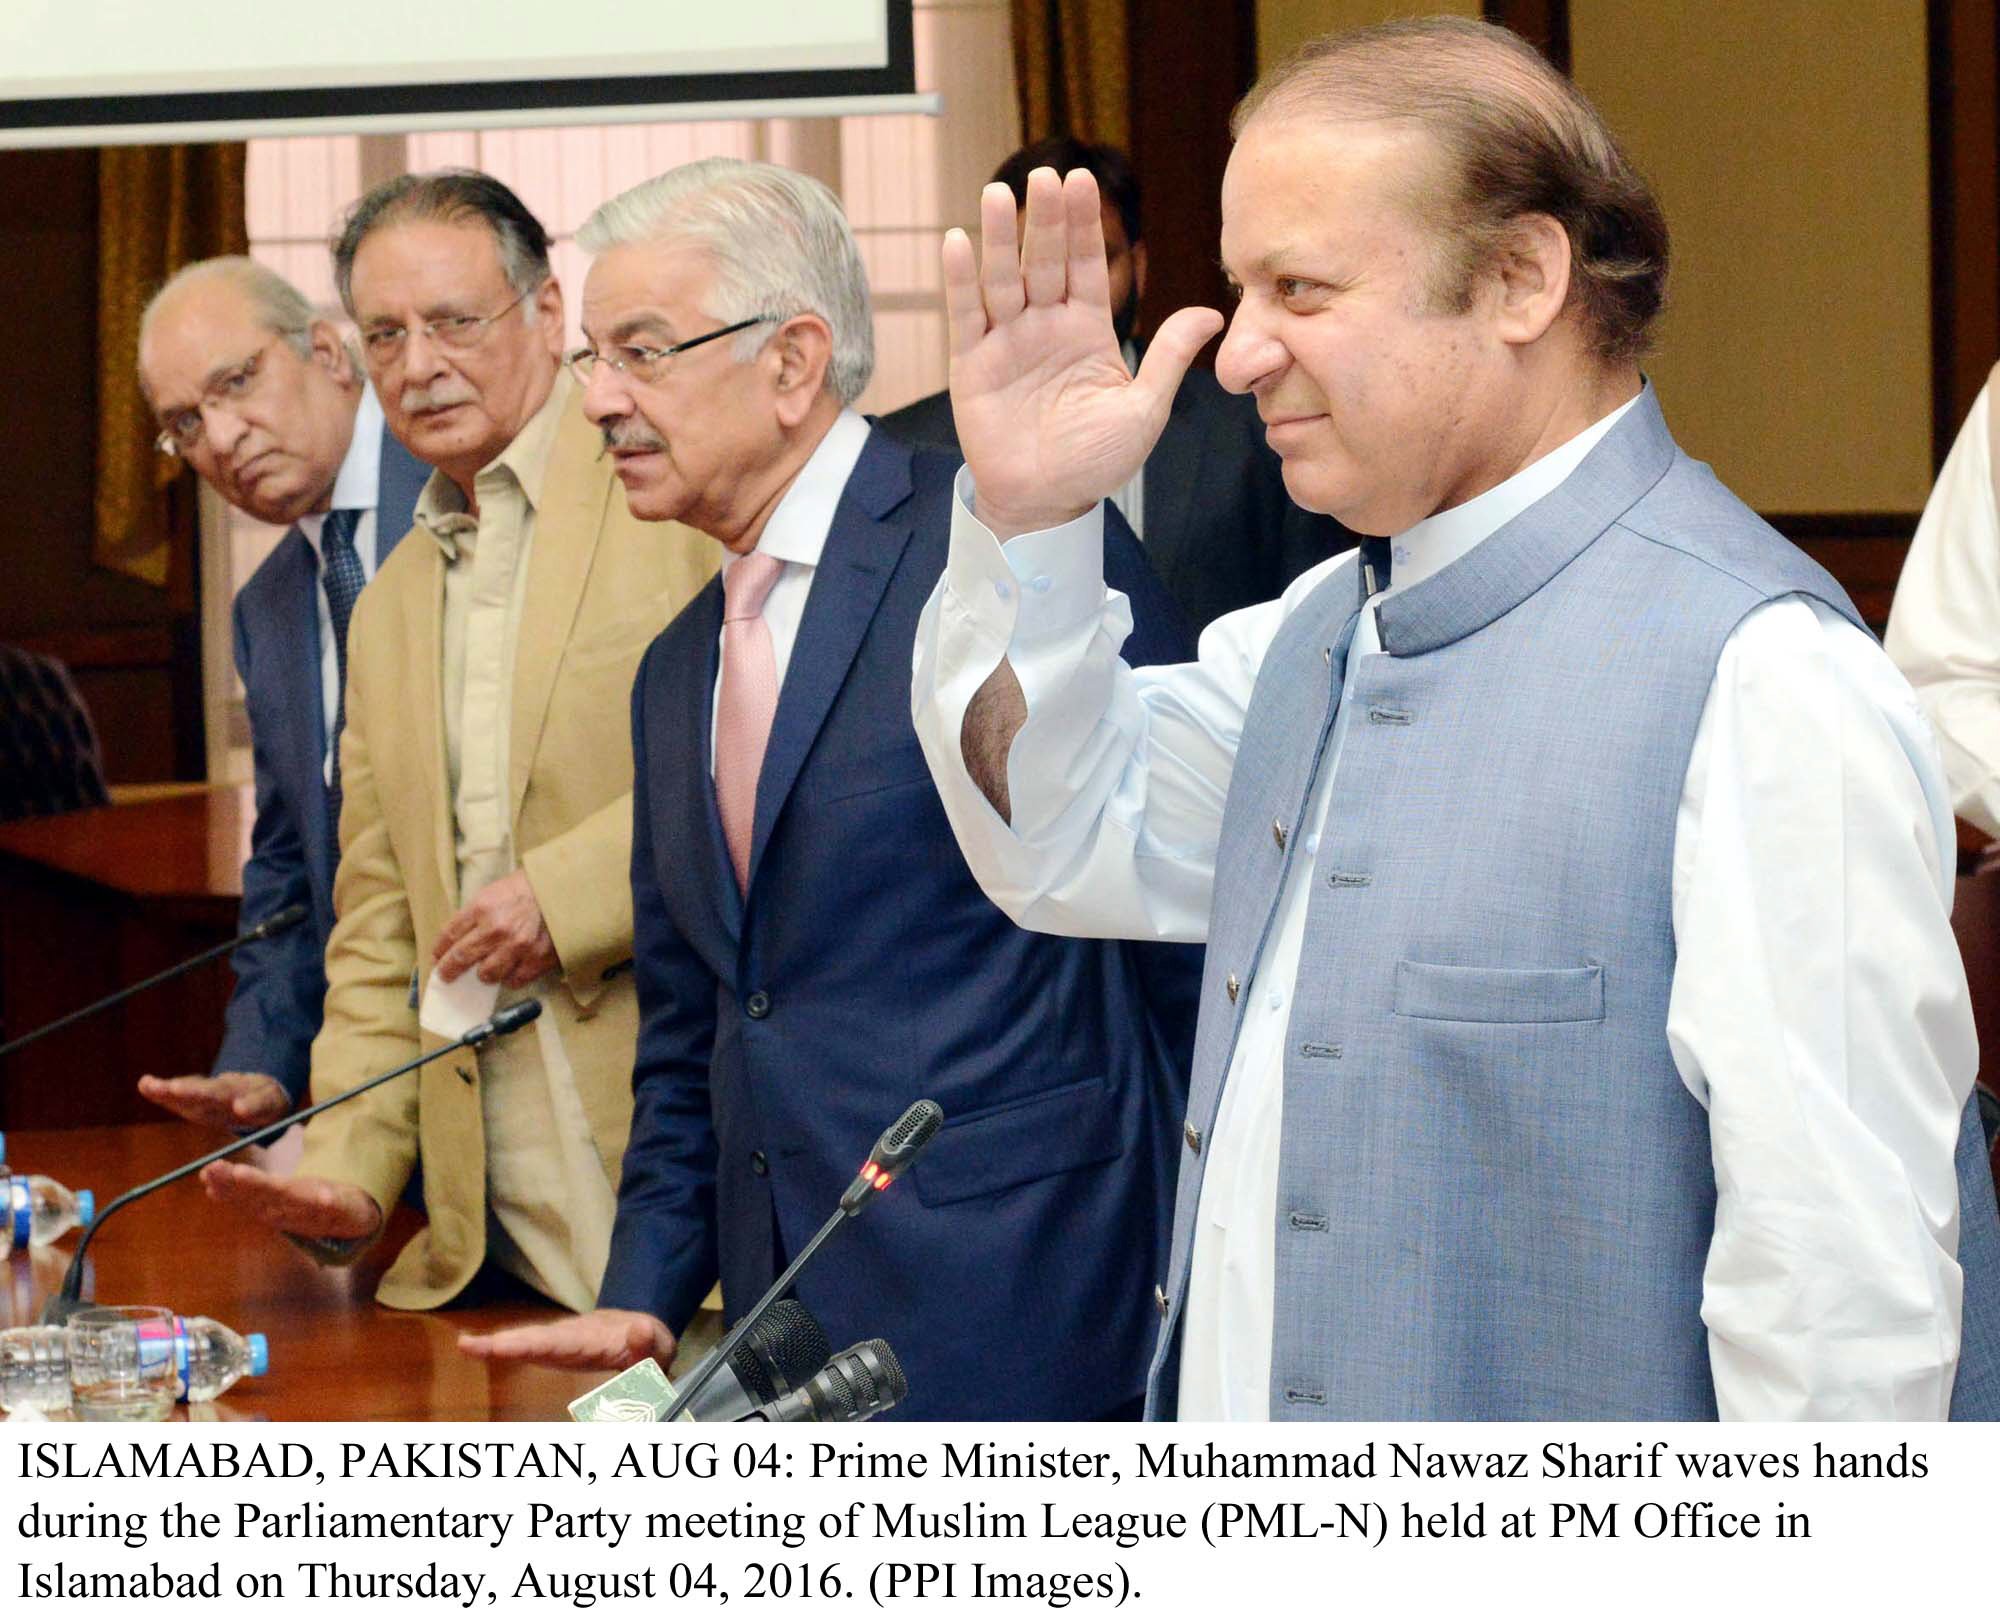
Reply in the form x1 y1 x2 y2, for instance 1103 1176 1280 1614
912 402 1976 1421
295 386 388 785
708 408 873 772
1886 379 2000 837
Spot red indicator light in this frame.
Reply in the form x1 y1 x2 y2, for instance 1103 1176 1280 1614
873 1170 891 1189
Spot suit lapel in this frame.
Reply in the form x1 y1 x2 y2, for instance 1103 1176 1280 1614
507 399 612 825
662 587 743 942
403 540 457 906
745 432 914 893
271 532 335 887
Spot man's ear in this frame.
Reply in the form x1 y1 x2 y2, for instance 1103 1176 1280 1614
308 319 357 385
1489 212 1572 347
532 276 567 359
770 314 835 426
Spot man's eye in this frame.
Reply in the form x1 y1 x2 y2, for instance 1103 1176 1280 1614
363 328 402 350
169 411 201 440
218 366 255 396
438 315 483 335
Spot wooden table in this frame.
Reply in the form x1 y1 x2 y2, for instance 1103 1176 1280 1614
1 1121 609 1421
0 787 248 1128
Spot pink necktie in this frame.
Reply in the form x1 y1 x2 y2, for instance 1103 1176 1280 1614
715 550 786 893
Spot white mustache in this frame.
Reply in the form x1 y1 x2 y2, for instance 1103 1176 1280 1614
398 382 479 413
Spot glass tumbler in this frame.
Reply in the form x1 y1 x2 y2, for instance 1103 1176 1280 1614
66 1305 177 1421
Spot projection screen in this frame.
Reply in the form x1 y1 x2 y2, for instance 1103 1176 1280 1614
0 0 926 148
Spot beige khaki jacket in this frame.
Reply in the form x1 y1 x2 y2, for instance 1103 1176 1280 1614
296 396 719 1309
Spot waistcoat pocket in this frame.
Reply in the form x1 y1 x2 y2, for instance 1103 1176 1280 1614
1392 960 1605 1025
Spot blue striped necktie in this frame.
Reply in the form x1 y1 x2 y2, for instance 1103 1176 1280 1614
320 507 366 833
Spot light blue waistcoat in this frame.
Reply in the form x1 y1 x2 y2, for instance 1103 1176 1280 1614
1147 388 2000 1421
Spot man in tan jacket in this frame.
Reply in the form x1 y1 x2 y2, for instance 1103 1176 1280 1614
203 171 718 1312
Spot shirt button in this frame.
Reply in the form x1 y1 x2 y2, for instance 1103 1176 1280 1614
994 580 1012 602
1306 831 1320 855
1225 973 1240 1004
1267 988 1284 1011
1029 574 1052 594
745 990 772 1019
750 1151 770 1177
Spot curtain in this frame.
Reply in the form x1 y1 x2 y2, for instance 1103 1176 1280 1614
1010 0 1130 148
92 144 248 588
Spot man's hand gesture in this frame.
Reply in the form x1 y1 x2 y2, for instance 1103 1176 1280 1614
943 166 1223 539
458 1309 677 1372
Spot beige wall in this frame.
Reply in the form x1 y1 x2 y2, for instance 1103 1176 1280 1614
1572 3 1931 513
1258 0 1478 70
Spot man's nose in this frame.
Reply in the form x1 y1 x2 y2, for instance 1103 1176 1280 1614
1214 303 1287 398
580 357 632 426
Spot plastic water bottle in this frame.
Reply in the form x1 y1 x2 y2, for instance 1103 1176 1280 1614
0 1315 267 1411
176 1316 270 1402
6 1174 93 1248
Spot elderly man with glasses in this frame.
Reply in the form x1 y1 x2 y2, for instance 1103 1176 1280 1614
202 170 720 1318
457 158 1199 1420
135 256 431 1133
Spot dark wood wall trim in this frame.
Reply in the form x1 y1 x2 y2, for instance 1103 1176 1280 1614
1126 0 1258 357
1764 511 1922 630
1484 0 1571 76
1930 0 2000 469
12 627 175 671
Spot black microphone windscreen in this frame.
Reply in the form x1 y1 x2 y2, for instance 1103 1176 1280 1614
875 1100 943 1171
736 1300 830 1400
254 902 310 937
485 999 543 1038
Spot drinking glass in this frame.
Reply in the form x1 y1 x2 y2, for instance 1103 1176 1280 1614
66 1305 177 1421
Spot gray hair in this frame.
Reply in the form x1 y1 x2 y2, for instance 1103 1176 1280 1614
331 169 552 318
139 256 316 361
578 158 875 404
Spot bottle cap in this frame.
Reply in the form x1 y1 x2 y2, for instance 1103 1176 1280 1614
247 1334 269 1377
77 1190 94 1225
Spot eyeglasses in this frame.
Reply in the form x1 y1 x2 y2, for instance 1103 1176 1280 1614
358 287 533 366
565 315 775 387
154 336 293 458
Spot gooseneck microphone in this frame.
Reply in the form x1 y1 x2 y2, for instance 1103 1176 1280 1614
684 1299 830 1422
739 1340 907 1423
38 999 543 1324
0 903 309 1064
661 1100 944 1422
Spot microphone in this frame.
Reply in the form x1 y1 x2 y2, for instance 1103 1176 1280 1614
38 998 544 1324
682 1299 829 1422
660 1099 944 1423
740 1340 907 1423
839 1099 944 1214
0 903 310 1063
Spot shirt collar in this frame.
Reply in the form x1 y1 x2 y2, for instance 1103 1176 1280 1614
1384 390 1643 595
296 385 385 555
416 369 573 559
724 407 872 579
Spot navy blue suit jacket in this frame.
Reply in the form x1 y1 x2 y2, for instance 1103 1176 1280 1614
215 421 430 1103
599 429 1198 1419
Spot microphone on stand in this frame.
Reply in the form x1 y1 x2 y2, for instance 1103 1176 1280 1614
683 1299 829 1422
0 903 309 1064
660 1099 943 1423
738 1340 907 1423
37 999 543 1325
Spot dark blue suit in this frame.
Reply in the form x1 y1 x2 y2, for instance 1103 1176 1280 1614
214 419 429 1103
599 429 1198 1419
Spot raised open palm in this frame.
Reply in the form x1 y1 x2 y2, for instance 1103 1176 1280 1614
944 166 1223 539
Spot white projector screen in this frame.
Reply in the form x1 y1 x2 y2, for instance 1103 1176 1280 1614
0 0 924 149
